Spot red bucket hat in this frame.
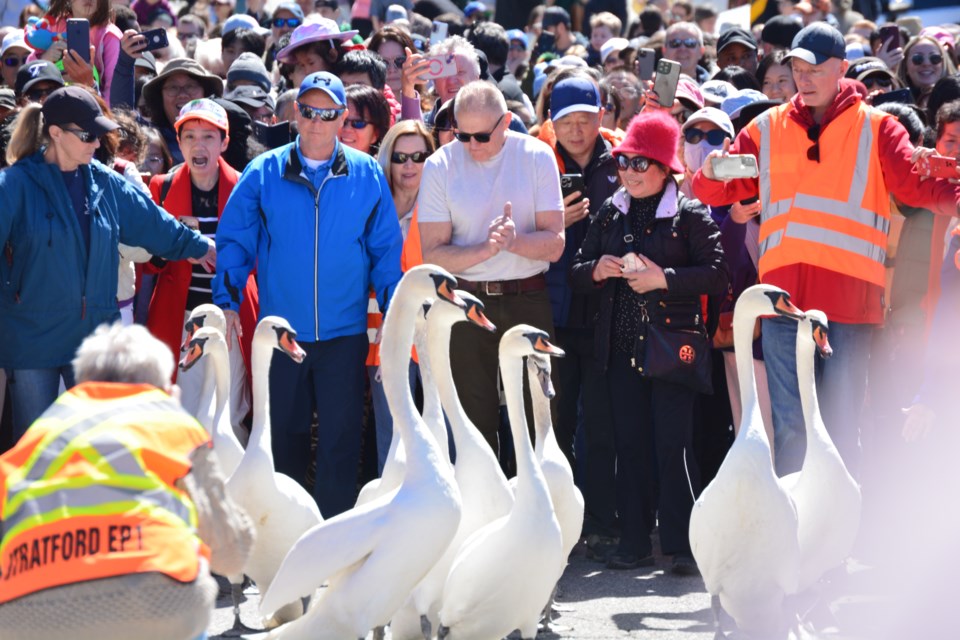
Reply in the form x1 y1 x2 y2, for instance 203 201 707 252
612 109 684 174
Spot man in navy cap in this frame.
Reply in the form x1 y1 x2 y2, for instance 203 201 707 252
716 26 759 74
214 71 402 517
693 23 960 478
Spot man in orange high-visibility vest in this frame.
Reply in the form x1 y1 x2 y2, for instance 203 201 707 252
0 323 254 640
691 23 960 477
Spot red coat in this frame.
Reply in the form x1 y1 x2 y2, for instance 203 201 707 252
145 157 259 381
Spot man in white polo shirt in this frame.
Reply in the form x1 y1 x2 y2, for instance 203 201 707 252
418 80 564 458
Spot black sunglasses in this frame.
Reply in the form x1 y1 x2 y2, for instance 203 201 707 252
615 154 652 173
343 118 370 129
63 127 98 143
25 86 55 102
862 76 893 89
806 123 821 163
391 151 428 163
684 127 731 145
910 53 943 66
454 113 505 144
297 102 345 121
3 55 28 68
272 17 302 28
667 38 699 49
382 55 406 69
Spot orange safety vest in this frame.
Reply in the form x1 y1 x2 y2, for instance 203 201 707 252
746 101 892 289
0 382 211 603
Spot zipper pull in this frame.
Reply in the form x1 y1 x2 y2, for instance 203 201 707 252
631 357 636 368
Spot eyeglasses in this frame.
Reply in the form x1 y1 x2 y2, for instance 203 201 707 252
615 154 652 173
381 55 406 69
3 55 28 68
910 53 943 66
342 118 370 129
667 38 699 49
861 76 893 89
63 127 97 143
272 17 302 28
454 113 505 144
391 151 428 163
684 128 731 145
162 82 203 97
806 123 821 162
25 86 55 102
297 101 345 121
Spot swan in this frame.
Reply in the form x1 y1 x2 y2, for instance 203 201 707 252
437 325 565 640
179 326 244 478
781 310 861 593
527 352 584 626
390 291 512 640
258 265 464 640
223 316 323 633
688 284 803 637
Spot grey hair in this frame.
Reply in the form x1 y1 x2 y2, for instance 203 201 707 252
73 323 174 389
428 35 481 76
454 80 507 120
666 21 704 47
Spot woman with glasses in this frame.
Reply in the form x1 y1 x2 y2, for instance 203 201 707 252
0 30 30 90
0 86 215 440
368 26 417 97
570 109 728 574
338 83 391 156
898 36 956 111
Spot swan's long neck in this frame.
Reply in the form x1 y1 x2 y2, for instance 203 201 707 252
733 308 764 445
414 318 448 458
797 322 829 455
501 353 551 509
208 341 231 436
527 368 553 461
247 335 275 467
426 317 481 460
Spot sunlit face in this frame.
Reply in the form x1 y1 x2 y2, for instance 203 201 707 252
433 54 480 104
718 42 757 73
454 108 509 163
617 153 669 198
338 98 378 155
142 141 166 175
271 9 299 42
552 110 603 160
791 57 846 112
390 134 429 194
178 120 228 177
937 121 960 161
663 27 703 75
762 62 797 102
590 25 614 52
2 46 29 89
906 41 944 92
295 89 346 150
221 41 247 74
376 39 405 95
161 72 204 125
71 0 97 19
49 123 100 167
293 48 330 84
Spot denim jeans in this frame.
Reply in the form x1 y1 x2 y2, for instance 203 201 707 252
762 316 873 477
6 366 76 440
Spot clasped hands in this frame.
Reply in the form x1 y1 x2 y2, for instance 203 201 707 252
487 201 517 255
592 253 667 293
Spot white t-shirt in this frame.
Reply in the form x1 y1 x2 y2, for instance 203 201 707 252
417 131 563 281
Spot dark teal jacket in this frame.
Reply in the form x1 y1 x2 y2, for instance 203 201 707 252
0 151 209 368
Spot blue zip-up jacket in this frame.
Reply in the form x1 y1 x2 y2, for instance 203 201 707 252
213 139 403 342
0 151 210 369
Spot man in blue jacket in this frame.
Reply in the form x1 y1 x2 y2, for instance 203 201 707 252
213 71 403 517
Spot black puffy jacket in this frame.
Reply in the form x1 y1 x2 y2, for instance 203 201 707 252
569 180 730 373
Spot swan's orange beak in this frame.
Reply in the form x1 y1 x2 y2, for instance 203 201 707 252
279 330 306 364
773 293 803 320
179 341 204 371
435 276 466 309
812 321 832 359
466 303 496 332
532 335 565 358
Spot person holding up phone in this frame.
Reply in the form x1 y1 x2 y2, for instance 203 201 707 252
897 35 956 111
692 23 960 479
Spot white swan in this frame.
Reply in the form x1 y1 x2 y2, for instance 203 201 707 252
179 326 244 478
258 265 463 640
527 352 584 624
437 325 565 640
781 310 861 593
391 291 513 640
224 316 323 632
689 284 803 636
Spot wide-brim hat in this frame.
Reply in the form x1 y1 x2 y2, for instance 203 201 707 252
612 110 685 174
276 19 358 64
142 58 224 107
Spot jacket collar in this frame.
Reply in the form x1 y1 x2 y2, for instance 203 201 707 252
26 150 108 212
612 179 679 220
161 156 239 216
284 138 350 183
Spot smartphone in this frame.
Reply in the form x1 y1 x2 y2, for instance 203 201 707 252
535 31 556 56
635 48 656 82
711 155 759 179
927 155 958 179
430 20 448 47
560 173 585 200
878 25 900 51
141 27 169 52
621 252 647 273
66 18 90 64
872 88 913 106
254 120 293 149
424 53 458 80
653 58 681 108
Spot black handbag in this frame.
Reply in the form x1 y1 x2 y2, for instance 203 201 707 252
636 308 713 394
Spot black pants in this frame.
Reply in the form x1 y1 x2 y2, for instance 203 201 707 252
554 326 618 537
608 352 700 557
268 333 367 519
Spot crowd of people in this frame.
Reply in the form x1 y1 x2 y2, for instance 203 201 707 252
1 0 960 608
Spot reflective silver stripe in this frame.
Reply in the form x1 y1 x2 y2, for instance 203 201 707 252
766 199 792 220
793 193 890 234
756 112 773 222
86 434 144 477
782 223 887 265
3 484 194 534
760 229 784 255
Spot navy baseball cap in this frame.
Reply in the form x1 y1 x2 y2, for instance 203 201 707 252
784 23 845 65
550 76 601 122
297 71 346 106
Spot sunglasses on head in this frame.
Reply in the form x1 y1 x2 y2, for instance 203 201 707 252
272 17 302 28
342 118 370 129
684 127 730 145
63 127 98 143
806 123 821 162
391 151 428 163
910 53 943 66
861 75 893 89
382 55 406 69
667 38 699 49
454 113 505 144
3 55 28 68
615 154 652 173
297 101 345 121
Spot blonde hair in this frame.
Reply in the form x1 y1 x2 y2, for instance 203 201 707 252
73 323 174 389
377 120 435 192
6 103 46 166
590 12 622 36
